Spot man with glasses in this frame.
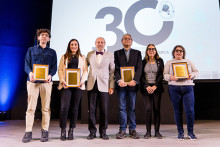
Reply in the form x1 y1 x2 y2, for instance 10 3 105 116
114 34 142 139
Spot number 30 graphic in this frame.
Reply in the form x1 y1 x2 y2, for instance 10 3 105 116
95 0 173 52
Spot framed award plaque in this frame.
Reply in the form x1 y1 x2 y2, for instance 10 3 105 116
65 69 81 87
33 64 49 81
120 66 135 84
172 62 189 79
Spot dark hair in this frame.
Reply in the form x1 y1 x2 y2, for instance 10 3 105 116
172 45 186 59
64 39 81 64
145 44 160 60
121 34 132 41
36 28 51 38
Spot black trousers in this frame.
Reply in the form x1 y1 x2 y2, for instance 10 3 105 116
88 81 109 135
143 88 162 132
60 88 82 129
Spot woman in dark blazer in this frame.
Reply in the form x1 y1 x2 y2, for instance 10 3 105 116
140 44 164 139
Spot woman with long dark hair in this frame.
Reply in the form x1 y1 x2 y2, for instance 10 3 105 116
58 39 88 140
140 44 164 139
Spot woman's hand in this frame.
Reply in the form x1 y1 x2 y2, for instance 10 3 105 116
170 75 178 81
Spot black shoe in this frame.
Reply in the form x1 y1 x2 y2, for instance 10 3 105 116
100 134 109 140
116 130 126 139
22 132 32 143
40 129 49 142
68 128 74 140
144 132 151 139
155 131 163 139
60 129 66 141
87 134 96 140
129 130 140 139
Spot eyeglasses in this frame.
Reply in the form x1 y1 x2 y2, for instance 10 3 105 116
147 48 156 51
175 49 183 53
123 38 132 40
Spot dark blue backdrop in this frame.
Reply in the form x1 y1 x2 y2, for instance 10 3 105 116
0 0 52 111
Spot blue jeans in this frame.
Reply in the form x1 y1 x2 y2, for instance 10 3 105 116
168 85 195 134
117 89 137 131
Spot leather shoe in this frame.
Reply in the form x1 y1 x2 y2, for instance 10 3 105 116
100 134 109 140
87 134 96 140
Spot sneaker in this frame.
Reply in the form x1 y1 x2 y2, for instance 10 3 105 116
60 129 66 141
87 133 96 140
116 130 126 139
177 133 184 140
40 129 49 142
22 132 32 143
155 131 163 139
68 128 74 140
144 132 151 139
129 130 140 139
188 133 197 140
100 134 109 140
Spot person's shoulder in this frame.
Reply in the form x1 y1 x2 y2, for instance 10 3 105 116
114 48 123 53
87 50 95 55
47 47 56 52
158 57 164 62
28 45 37 50
165 59 175 64
131 48 140 52
105 50 113 55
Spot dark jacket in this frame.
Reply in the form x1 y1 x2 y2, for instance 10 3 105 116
25 45 57 82
114 48 142 91
140 58 164 95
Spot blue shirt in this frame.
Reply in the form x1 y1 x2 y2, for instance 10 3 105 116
25 45 57 82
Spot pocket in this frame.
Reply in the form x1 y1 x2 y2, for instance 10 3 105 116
45 53 53 63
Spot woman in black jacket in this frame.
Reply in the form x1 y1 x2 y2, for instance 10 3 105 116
140 44 164 139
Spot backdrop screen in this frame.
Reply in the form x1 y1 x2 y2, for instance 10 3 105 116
50 0 220 80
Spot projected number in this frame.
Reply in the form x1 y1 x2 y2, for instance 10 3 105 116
96 7 124 52
124 0 173 45
95 0 173 52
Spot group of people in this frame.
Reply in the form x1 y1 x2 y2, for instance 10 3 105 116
22 29 199 143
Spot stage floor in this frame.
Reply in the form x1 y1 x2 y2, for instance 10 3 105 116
0 120 220 147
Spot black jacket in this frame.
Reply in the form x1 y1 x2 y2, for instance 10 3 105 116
140 58 164 95
114 48 142 91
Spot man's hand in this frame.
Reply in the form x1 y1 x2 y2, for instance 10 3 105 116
128 80 136 87
109 88 114 95
119 81 127 87
29 72 35 82
45 75 52 83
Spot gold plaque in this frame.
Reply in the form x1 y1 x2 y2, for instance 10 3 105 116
120 67 135 84
33 64 49 81
172 62 189 79
65 69 81 87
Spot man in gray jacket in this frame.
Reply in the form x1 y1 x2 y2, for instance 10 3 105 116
86 37 115 140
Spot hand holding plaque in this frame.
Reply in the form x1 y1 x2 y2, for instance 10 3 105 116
33 64 49 81
172 62 189 79
65 69 81 87
120 67 135 84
